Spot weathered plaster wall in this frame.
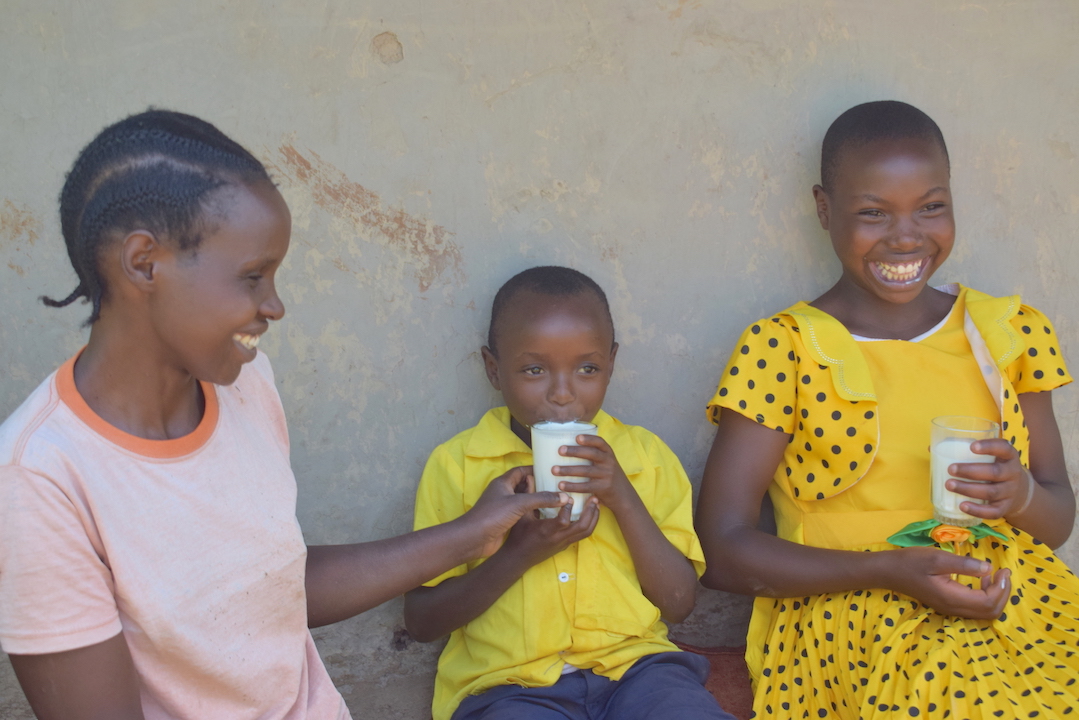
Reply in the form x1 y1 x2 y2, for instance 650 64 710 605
2 1 1077 717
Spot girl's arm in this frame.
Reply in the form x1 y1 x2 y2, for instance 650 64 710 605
949 390 1075 548
696 409 1012 619
9 633 144 720
304 466 568 627
403 500 600 642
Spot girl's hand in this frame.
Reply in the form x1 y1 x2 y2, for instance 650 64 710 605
946 439 1033 520
887 547 1011 619
501 497 601 567
553 435 637 516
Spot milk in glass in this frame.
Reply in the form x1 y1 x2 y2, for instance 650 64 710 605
930 416 998 527
531 420 596 520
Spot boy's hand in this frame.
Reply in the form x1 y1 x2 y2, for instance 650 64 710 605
946 439 1034 520
463 466 570 558
502 498 601 566
553 434 637 515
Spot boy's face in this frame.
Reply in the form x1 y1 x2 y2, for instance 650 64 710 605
813 137 955 306
482 290 617 436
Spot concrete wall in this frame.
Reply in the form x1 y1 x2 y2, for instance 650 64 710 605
2 1 1077 717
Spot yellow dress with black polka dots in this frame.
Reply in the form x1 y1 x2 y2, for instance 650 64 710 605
708 285 1079 719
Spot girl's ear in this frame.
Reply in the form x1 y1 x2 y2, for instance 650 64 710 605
119 230 164 292
811 185 831 230
480 346 501 391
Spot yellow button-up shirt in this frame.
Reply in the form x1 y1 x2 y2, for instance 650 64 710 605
413 407 705 720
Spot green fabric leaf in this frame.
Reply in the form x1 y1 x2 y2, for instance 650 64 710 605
886 519 1009 548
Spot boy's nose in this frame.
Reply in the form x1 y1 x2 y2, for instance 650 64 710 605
549 375 575 405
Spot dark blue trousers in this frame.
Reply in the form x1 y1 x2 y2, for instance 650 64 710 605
452 651 736 720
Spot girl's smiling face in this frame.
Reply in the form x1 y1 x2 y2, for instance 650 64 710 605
481 290 617 441
150 180 291 386
813 137 955 305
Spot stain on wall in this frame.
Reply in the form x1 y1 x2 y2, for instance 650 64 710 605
267 144 465 293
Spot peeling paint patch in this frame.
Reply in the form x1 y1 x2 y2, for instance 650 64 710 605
0 200 40 249
1048 139 1075 161
372 31 403 64
267 145 464 292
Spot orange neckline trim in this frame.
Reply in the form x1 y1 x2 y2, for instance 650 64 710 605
55 352 219 459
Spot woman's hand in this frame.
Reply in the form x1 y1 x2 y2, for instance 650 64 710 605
500 497 601 567
883 547 1011 620
946 438 1033 520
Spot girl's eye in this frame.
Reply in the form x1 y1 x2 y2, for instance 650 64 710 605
923 202 946 213
578 365 601 375
245 274 263 285
523 366 544 376
858 209 885 218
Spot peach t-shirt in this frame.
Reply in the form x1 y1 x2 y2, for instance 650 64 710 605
0 351 349 720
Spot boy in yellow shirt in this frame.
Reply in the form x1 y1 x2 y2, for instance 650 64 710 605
405 267 733 720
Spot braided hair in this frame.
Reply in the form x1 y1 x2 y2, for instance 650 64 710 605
45 109 272 324
820 100 949 194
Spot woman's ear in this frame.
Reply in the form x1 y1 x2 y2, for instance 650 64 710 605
811 185 831 231
480 346 501 391
119 230 164 292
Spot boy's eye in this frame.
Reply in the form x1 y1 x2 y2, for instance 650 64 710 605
578 365 601 375
523 366 544 376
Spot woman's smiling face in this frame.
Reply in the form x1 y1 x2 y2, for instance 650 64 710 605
813 136 955 306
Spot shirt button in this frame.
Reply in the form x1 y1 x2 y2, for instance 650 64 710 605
558 572 570 583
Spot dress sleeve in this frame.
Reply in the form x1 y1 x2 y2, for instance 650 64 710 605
0 466 122 655
1008 305 1072 393
412 444 470 587
707 318 799 434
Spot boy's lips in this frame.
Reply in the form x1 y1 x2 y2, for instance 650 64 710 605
871 256 930 285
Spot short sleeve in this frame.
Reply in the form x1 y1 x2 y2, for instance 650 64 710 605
641 436 705 578
1008 305 1072 394
0 466 122 655
412 445 470 587
707 318 799 434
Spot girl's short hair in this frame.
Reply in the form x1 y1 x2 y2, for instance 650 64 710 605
45 109 272 324
820 100 949 193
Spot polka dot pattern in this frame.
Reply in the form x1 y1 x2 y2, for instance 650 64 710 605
1009 305 1072 394
749 527 1079 719
709 317 878 500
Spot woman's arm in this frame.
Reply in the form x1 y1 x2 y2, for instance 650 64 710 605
305 466 568 627
695 408 1012 619
949 390 1075 548
404 500 599 641
9 633 144 720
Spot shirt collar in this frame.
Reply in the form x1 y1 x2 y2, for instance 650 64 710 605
464 407 643 475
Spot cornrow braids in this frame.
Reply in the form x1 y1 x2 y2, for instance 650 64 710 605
45 109 272 324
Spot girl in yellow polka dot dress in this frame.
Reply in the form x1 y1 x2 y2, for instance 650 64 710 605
696 100 1078 719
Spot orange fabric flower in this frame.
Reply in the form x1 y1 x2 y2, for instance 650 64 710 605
930 525 971 545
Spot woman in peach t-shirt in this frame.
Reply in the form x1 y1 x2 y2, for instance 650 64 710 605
0 111 566 720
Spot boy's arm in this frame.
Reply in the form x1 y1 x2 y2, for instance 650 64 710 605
304 466 567 628
405 497 600 642
556 436 699 623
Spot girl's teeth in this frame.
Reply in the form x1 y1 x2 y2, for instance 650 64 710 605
234 334 260 350
875 259 925 282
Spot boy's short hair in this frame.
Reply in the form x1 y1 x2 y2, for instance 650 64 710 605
487 266 614 354
820 100 949 193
